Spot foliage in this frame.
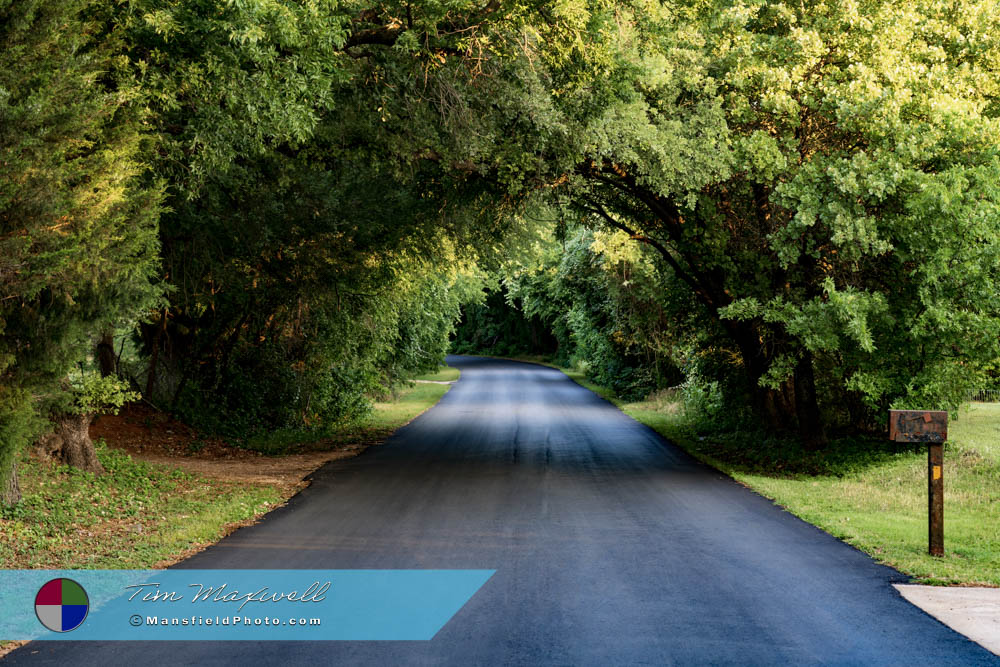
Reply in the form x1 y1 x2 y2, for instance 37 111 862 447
159 238 483 440
6 0 1000 483
435 0 1000 442
450 287 557 359
242 370 453 455
84 0 513 441
501 226 685 400
412 365 461 383
65 374 139 417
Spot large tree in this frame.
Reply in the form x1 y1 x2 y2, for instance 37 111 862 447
380 0 1000 445
0 0 162 503
87 0 514 436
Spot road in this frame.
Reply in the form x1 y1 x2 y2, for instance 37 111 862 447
8 356 996 665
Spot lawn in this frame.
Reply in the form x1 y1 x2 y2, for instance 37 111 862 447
0 443 281 569
372 380 452 426
0 378 454 652
712 403 1000 587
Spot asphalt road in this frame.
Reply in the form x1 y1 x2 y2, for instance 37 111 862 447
8 356 997 665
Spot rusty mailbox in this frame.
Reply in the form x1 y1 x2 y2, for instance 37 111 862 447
888 409 948 557
888 410 948 443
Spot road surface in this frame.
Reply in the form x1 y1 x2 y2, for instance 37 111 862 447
8 356 996 665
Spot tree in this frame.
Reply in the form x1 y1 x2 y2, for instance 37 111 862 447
0 0 162 504
395 0 1000 445
90 0 519 437
506 225 687 398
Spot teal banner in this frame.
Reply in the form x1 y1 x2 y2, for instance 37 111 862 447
0 569 494 640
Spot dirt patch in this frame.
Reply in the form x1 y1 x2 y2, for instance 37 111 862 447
90 404 372 495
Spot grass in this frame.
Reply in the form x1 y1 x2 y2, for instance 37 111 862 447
557 367 619 403
371 381 452 426
242 372 456 455
550 363 1000 587
412 364 461 383
0 372 455 652
654 405 1000 587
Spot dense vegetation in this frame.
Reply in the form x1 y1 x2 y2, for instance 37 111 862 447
4 0 1000 504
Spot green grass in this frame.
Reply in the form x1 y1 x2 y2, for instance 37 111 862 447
0 378 455 652
412 364 460 383
721 405 1000 586
0 441 281 569
371 381 451 426
242 375 455 454
558 367 619 403
553 365 1000 587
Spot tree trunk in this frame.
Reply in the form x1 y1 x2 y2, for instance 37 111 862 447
728 321 793 430
727 319 827 446
1 460 21 506
34 413 104 475
97 330 116 377
146 309 167 399
794 352 828 450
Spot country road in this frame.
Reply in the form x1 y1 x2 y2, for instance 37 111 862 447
7 356 996 665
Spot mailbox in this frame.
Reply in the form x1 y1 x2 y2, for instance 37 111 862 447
888 410 948 443
888 409 948 557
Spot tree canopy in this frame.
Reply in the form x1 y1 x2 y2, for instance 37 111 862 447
4 0 1000 502
448 0 1000 445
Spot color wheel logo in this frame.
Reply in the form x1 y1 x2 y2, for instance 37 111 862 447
35 578 89 632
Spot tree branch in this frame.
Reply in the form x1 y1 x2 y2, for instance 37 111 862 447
581 200 718 309
344 1 503 50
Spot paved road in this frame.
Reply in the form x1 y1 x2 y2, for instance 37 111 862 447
8 357 996 665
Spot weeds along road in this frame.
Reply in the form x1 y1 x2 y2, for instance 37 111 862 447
9 356 996 665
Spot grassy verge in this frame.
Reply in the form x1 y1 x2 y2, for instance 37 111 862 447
412 365 461 382
0 441 281 569
0 375 454 651
372 380 452 425
553 364 1000 587
243 373 455 455
696 404 1000 588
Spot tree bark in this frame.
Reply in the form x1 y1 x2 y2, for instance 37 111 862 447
34 413 104 474
97 330 116 377
1 460 21 506
726 319 823 441
794 352 828 450
727 321 789 429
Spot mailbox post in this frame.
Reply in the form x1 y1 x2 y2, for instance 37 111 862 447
888 410 948 557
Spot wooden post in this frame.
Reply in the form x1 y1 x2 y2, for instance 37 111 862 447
888 409 947 557
928 442 944 557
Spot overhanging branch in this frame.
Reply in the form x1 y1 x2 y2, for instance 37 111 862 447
581 200 717 309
